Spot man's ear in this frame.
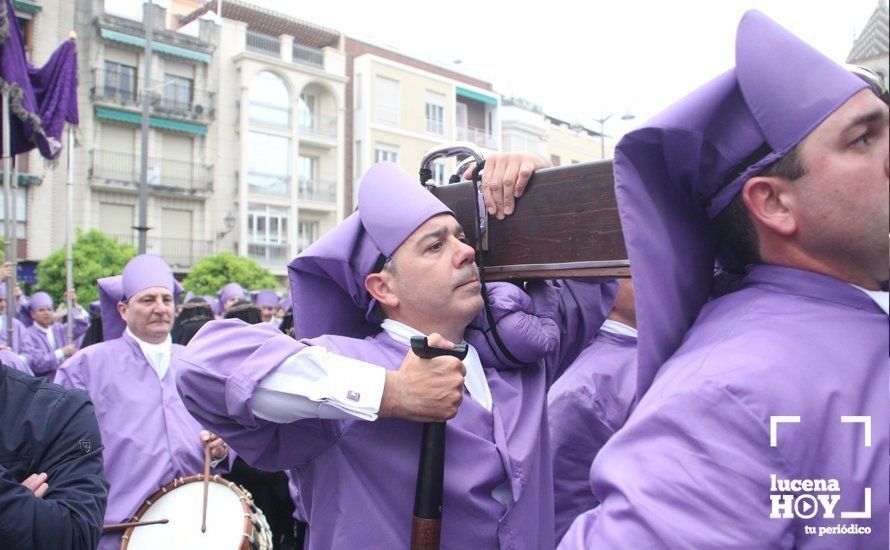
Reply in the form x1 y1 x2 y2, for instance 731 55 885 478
116 301 128 322
365 272 399 309
741 176 799 237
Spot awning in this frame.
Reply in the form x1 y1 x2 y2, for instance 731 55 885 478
456 86 498 106
96 107 208 135
99 29 212 64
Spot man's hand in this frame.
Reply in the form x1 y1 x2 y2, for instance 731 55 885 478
379 333 466 422
21 472 49 498
61 344 77 357
463 152 551 220
0 261 12 280
12 285 21 300
201 430 228 460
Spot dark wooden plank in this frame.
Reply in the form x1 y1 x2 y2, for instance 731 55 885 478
430 160 629 279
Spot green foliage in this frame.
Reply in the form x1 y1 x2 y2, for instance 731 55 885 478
35 229 136 305
183 251 276 297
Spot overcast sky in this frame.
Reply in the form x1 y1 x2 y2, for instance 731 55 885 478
250 0 880 138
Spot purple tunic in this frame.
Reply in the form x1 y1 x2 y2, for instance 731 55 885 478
21 319 89 382
0 316 26 353
547 328 636 542
559 265 889 548
55 332 219 550
176 280 608 549
0 348 33 375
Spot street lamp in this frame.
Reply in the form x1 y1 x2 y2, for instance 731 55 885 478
590 110 635 159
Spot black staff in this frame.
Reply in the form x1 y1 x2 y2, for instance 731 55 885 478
409 336 468 550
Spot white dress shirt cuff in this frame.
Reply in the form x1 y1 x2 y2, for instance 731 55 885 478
54 349 66 363
251 346 387 424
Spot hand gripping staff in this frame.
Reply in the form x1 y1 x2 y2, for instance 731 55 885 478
409 335 468 550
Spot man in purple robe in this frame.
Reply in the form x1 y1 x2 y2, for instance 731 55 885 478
253 289 281 326
175 154 615 549
559 11 888 548
21 291 88 382
547 279 635 541
218 282 247 313
55 254 229 550
0 283 27 356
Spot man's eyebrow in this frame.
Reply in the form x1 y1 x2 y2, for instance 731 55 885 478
844 109 886 132
416 226 449 246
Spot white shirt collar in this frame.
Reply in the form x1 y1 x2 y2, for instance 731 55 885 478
380 319 493 411
850 284 890 316
33 323 51 335
600 319 638 339
126 327 172 380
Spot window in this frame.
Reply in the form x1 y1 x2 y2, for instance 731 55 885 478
425 91 445 135
375 76 399 125
248 204 289 244
374 143 399 164
247 132 290 195
103 60 137 102
298 221 320 253
550 154 561 166
162 74 193 111
249 71 290 127
298 92 317 131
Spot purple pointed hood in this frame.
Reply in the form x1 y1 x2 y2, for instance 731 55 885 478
253 290 280 309
28 291 53 311
288 161 452 340
98 275 125 340
615 10 869 399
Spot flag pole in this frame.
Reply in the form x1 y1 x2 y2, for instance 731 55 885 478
65 125 74 344
2 87 14 347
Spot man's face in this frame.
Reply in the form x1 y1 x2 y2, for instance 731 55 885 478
793 89 889 282
119 287 175 344
260 306 276 322
385 214 483 331
223 296 240 311
31 307 53 328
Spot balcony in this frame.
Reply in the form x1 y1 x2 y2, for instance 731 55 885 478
456 124 497 149
247 242 290 265
90 150 213 193
245 31 326 71
247 172 290 197
110 234 214 269
298 113 337 138
425 117 445 136
90 69 216 122
298 178 336 203
246 30 280 56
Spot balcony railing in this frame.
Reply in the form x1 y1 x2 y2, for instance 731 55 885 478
90 69 215 120
425 117 445 135
292 43 324 69
90 150 213 193
298 113 337 138
247 172 290 197
247 242 290 265
456 124 497 149
110 234 213 269
298 178 336 203
246 30 280 57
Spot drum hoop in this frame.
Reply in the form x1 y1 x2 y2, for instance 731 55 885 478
119 474 254 549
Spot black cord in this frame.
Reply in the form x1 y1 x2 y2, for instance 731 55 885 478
470 162 526 366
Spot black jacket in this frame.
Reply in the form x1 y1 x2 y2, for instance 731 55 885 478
0 365 108 549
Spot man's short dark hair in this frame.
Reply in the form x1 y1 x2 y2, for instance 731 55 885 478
712 145 806 266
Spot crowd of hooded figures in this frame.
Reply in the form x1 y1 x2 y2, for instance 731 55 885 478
0 9 887 550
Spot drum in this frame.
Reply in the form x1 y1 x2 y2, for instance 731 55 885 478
120 474 273 550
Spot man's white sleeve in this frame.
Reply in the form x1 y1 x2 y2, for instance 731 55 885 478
250 346 387 423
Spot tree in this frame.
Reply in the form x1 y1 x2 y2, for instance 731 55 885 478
183 251 277 297
35 229 136 305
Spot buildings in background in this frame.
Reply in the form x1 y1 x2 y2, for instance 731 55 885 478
20 0 882 281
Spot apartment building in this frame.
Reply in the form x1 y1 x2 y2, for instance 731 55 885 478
847 0 889 91
345 38 501 210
